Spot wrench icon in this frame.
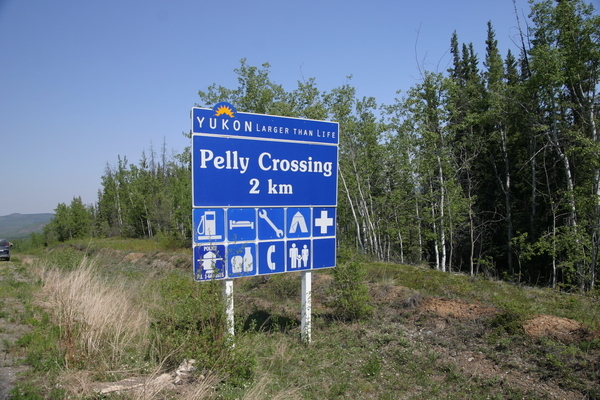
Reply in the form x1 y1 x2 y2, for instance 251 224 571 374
258 209 284 238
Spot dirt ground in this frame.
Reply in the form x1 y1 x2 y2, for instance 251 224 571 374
414 297 593 399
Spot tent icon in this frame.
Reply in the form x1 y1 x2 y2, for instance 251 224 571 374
289 211 308 234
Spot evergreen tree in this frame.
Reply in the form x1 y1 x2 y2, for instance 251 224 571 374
44 197 93 243
526 0 600 290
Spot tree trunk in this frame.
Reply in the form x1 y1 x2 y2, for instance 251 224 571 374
500 128 514 277
588 98 599 289
437 154 447 272
547 119 580 289
339 168 364 253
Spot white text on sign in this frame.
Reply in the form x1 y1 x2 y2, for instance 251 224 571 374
195 116 337 139
249 178 293 195
198 149 333 177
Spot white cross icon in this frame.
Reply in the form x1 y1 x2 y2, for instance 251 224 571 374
314 210 334 234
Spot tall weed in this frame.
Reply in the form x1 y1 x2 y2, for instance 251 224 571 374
36 257 150 370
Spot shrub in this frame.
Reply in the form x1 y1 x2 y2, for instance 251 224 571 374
328 261 373 321
43 246 86 271
148 271 258 385
148 271 228 368
266 273 300 300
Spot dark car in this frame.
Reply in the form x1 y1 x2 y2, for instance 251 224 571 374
0 239 11 261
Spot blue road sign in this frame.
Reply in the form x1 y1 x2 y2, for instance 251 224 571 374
286 239 311 272
227 208 256 242
192 102 338 145
286 207 311 238
192 103 338 281
258 241 285 275
257 208 285 240
313 238 336 269
192 135 337 207
227 243 256 278
194 244 226 281
193 208 225 244
313 207 336 237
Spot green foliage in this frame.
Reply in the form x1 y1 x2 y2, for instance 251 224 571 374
328 261 373 321
42 245 87 271
328 381 350 397
71 237 184 253
43 197 92 244
11 301 64 374
150 271 256 386
336 243 370 265
155 231 188 251
361 354 382 378
7 241 600 399
148 271 231 369
15 325 64 372
488 309 525 337
226 346 257 387
264 273 299 300
39 0 600 292
10 383 65 400
95 142 192 241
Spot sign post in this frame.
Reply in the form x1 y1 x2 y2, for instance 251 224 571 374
191 102 338 343
301 271 312 343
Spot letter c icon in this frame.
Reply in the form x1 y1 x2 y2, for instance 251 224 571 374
267 245 276 270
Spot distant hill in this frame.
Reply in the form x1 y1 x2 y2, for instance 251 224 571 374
0 213 54 240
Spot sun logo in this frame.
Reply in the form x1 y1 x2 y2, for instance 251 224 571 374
214 105 235 118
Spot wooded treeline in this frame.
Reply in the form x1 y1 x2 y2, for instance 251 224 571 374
38 142 191 246
41 0 600 291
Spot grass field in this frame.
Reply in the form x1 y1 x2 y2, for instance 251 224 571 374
1 240 599 399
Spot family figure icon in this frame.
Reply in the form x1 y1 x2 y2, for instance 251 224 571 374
289 243 309 269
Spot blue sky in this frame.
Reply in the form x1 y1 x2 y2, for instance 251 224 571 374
1 0 582 215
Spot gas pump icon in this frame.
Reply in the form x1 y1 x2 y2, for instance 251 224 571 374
196 210 223 241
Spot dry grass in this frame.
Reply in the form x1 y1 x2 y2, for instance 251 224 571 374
174 372 221 400
34 257 150 369
241 373 302 400
6 252 311 399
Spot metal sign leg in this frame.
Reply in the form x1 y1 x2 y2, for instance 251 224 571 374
223 279 235 342
301 271 312 344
